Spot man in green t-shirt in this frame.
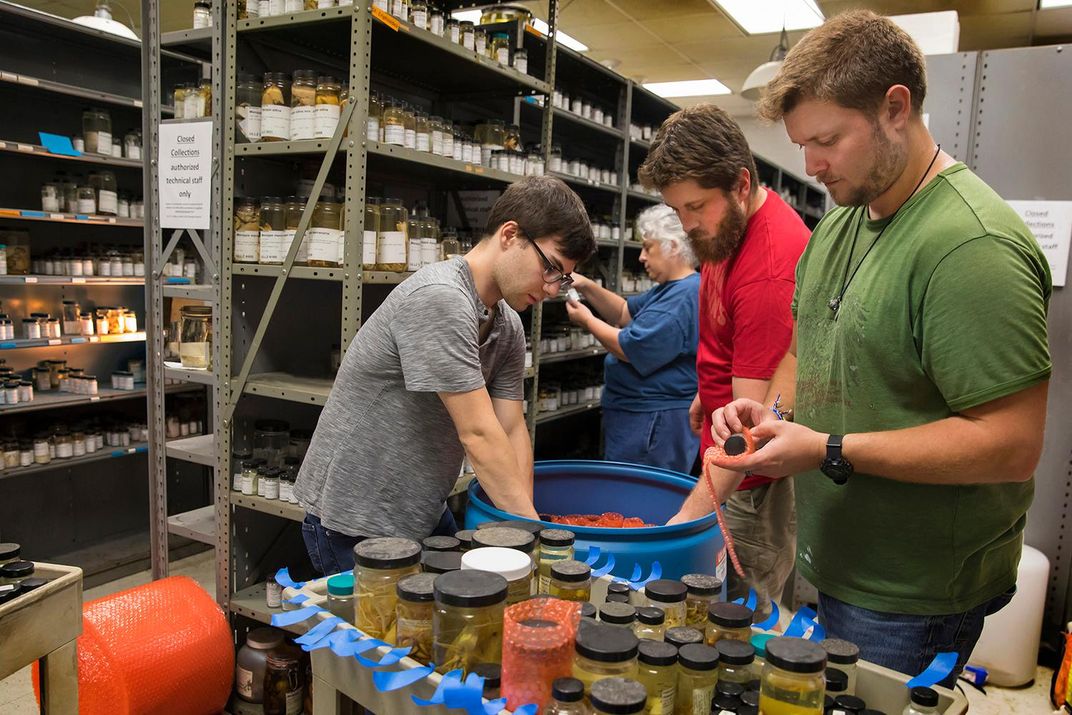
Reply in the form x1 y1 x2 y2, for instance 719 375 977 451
708 10 1051 687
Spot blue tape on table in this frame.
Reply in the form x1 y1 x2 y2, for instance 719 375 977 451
341 637 391 658
628 561 663 589
328 631 369 657
906 652 958 689
511 705 539 715
294 616 343 646
732 588 758 612
274 567 306 590
39 132 81 156
287 593 310 605
412 669 464 706
754 598 781 631
270 605 323 627
628 563 643 582
356 645 412 668
442 672 492 715
373 663 436 692
20 210 47 217
591 552 616 578
583 546 601 566
307 630 356 654
785 606 820 639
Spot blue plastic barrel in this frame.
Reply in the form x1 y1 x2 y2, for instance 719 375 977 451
465 460 726 581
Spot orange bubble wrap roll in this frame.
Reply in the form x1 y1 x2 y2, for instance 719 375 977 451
34 575 234 715
501 597 582 711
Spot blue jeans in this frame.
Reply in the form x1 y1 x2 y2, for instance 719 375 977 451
301 508 458 577
817 587 1015 689
603 407 698 475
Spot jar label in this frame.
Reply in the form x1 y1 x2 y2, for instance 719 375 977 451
286 689 303 715
318 0 334 7
463 33 474 51
264 481 280 500
236 667 254 698
407 239 422 271
284 0 302 11
384 124 405 146
306 227 343 263
366 117 380 142
261 104 291 140
716 546 727 583
416 132 430 152
288 230 307 264
77 198 96 214
692 685 715 714
404 128 416 150
280 482 293 501
98 190 118 216
290 105 316 141
241 475 255 495
431 131 443 155
497 47 509 65
362 230 377 266
420 237 438 267
515 59 527 74
659 686 676 713
377 230 406 264
235 230 260 262
411 9 426 29
96 131 112 155
239 105 262 142
391 0 407 20
314 103 341 139
259 230 288 263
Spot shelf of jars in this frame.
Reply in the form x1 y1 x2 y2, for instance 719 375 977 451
231 581 303 634
166 504 216 546
242 372 334 406
232 492 305 523
165 433 216 467
0 209 143 227
0 275 143 285
164 364 217 387
0 442 148 481
538 346 607 365
626 188 661 204
231 263 346 282
0 140 142 169
0 383 195 417
534 401 601 426
548 171 621 195
237 3 353 32
0 331 146 351
550 106 624 140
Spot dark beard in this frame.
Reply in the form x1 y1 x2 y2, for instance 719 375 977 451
838 122 908 207
687 199 747 264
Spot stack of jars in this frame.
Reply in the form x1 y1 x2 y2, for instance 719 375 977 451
0 421 144 469
240 0 355 20
233 195 345 267
620 272 654 294
590 219 621 243
551 91 616 129
237 71 345 144
552 152 619 187
629 122 655 143
31 247 145 278
172 78 213 119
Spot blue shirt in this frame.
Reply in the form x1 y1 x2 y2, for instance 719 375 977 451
602 272 700 412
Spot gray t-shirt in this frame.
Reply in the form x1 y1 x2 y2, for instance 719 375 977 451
294 257 526 539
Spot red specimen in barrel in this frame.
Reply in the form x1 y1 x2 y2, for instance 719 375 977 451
542 512 654 528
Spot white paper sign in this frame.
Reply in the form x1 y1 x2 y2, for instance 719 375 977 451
1007 200 1072 288
159 120 213 229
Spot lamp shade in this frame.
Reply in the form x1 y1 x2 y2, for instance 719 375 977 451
740 60 783 101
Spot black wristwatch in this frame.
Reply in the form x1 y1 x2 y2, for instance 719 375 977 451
820 434 854 485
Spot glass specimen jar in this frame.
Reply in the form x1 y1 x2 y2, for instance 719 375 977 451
432 569 507 674
260 72 291 142
234 196 260 262
353 537 422 639
376 197 408 271
313 75 341 139
178 305 212 369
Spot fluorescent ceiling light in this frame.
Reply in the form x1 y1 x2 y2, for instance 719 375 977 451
643 79 732 98
1039 0 1072 7
451 9 588 52
710 0 824 35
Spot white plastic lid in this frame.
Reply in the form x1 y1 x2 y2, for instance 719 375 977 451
461 546 532 582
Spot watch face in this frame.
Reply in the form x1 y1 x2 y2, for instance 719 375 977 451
822 458 853 484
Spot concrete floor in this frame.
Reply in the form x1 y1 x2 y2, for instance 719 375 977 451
0 551 1062 713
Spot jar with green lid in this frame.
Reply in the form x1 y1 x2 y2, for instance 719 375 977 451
396 572 436 664
547 677 589 715
421 551 462 575
259 196 287 264
759 637 826 715
376 198 408 271
706 602 753 646
589 677 647 715
675 643 719 715
633 606 666 641
306 200 343 267
716 638 756 685
461 546 533 604
537 528 574 593
260 73 291 142
645 580 688 628
599 602 636 629
326 573 355 622
490 32 511 65
353 537 422 639
572 623 639 693
432 569 507 674
680 574 722 628
665 626 704 651
637 639 678 715
289 69 317 141
383 98 406 146
234 196 260 262
548 560 591 602
820 638 860 695
367 91 383 142
362 197 380 269
0 544 21 566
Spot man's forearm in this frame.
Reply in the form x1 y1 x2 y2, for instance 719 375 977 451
763 353 797 414
508 420 534 500
464 430 539 518
673 465 745 522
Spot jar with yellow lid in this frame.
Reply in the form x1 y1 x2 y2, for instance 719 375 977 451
258 197 287 264
289 69 317 141
306 200 343 267
234 196 260 263
313 75 341 139
681 574 721 628
637 639 678 715
353 537 422 640
260 72 291 142
362 197 380 269
705 602 753 646
675 643 719 715
759 637 826 715
572 623 640 694
432 569 507 674
376 198 408 271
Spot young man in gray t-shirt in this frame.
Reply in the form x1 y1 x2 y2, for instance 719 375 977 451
295 176 596 575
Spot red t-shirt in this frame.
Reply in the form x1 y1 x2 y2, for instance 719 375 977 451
697 190 810 490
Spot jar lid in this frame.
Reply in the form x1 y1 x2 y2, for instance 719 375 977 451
254 419 290 433
713 691 741 711
454 529 475 549
765 637 827 674
580 602 596 619
637 638 677 666
471 662 500 691
909 687 939 707
0 560 34 578
550 560 590 583
19 577 48 593
664 626 704 649
717 680 744 698
635 606 664 625
825 667 849 692
681 573 722 597
477 519 545 536
258 466 281 477
678 643 719 671
708 601 754 628
0 583 22 604
433 569 507 608
552 677 585 703
716 638 755 665
596 599 636 625
589 677 647 715
605 592 630 604
574 622 639 662
181 305 212 317
241 459 259 469
740 690 760 707
245 626 285 650
461 546 531 581
644 579 687 604
327 573 354 596
421 551 462 574
353 537 422 570
821 638 860 665
471 526 535 554
538 528 574 546
422 535 460 552
397 572 437 602
607 581 631 596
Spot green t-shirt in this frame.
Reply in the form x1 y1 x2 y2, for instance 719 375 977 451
791 163 1051 615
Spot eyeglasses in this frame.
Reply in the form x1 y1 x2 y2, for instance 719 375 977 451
529 238 573 288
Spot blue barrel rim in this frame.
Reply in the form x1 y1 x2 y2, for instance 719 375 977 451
466 459 720 536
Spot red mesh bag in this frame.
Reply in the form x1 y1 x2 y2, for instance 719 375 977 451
500 597 581 711
34 575 233 715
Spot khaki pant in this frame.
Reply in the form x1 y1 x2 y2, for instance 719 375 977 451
724 477 797 621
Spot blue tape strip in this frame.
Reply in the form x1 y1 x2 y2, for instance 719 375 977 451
287 593 310 605
583 546 601 566
274 567 306 590
294 616 343 646
307 630 356 654
629 561 663 589
20 210 47 218
331 633 380 657
443 673 490 715
591 553 616 578
39 132 81 156
373 663 436 692
784 607 814 638
270 605 323 627
906 652 958 689
412 669 464 706
355 645 412 668
755 599 781 631
511 705 539 715
628 563 643 582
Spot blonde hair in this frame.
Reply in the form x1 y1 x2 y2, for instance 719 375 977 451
635 204 697 267
758 10 927 122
